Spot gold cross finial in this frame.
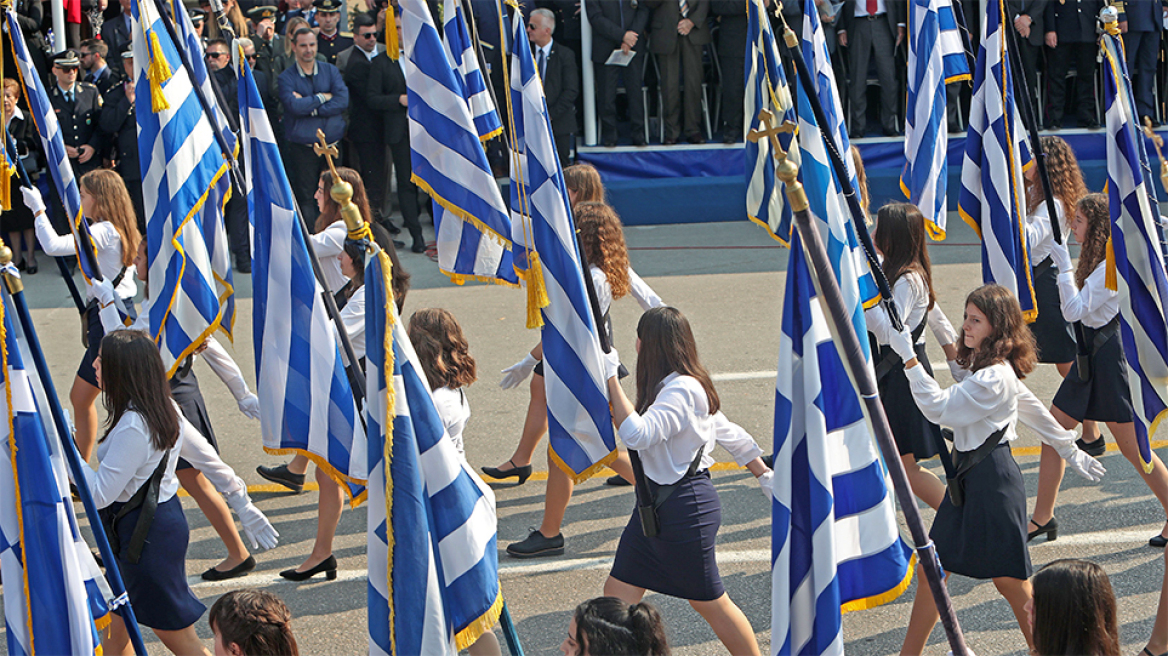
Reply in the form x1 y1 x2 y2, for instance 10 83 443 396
747 109 796 160
314 129 365 235
314 129 341 180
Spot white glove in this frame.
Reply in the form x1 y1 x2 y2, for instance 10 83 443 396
225 489 279 550
499 353 540 389
602 347 621 380
237 393 261 420
888 329 917 362
91 278 116 308
1049 237 1073 273
1062 448 1106 482
947 360 966 381
20 186 45 216
756 470 775 502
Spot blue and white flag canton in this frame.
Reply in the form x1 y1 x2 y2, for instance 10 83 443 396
771 232 915 656
745 0 798 243
0 287 112 656
443 0 504 142
903 0 970 239
365 249 502 656
507 8 617 482
133 0 234 377
957 0 1037 321
400 0 517 288
238 56 367 498
1101 31 1166 472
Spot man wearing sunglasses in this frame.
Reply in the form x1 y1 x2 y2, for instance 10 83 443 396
341 13 394 238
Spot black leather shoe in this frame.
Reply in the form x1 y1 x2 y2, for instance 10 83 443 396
25 264 36 275
256 464 306 493
383 222 402 235
1027 517 1058 543
1151 534 1168 548
202 556 256 581
280 555 337 581
481 459 533 484
632 137 648 147
605 474 632 486
507 530 564 558
686 134 706 144
235 259 251 274
392 239 406 249
1076 434 1106 457
411 240 427 254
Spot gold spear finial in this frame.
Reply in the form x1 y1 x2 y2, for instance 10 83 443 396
0 236 21 293
749 109 806 212
314 129 366 237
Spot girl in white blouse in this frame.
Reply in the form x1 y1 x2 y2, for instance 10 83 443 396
23 170 140 462
888 285 1105 654
1029 193 1168 547
605 306 771 656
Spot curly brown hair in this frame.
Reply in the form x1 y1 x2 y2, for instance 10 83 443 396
956 284 1037 378
79 170 142 269
1074 193 1110 290
574 202 631 300
408 308 477 391
564 163 605 207
314 167 374 234
1026 136 1088 229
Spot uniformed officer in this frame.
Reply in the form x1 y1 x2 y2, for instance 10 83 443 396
248 5 279 79
314 0 353 66
46 50 104 246
190 8 208 39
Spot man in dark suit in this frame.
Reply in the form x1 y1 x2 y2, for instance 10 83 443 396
711 0 746 143
79 39 119 95
647 0 711 144
586 0 650 146
99 47 144 233
528 8 578 165
1119 0 1166 125
368 47 425 252
838 0 904 137
1044 0 1103 129
100 0 132 59
1007 0 1046 114
344 14 392 234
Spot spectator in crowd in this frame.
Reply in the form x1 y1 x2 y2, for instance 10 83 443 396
838 0 904 137
241 37 275 115
1007 0 1046 115
278 0 318 34
10 0 50 84
99 46 145 233
209 589 300 656
314 0 353 65
712 0 746 143
271 16 319 86
336 11 382 74
190 8 208 39
202 0 250 41
1119 0 1161 126
2 78 39 275
1044 0 1103 129
646 0 710 145
78 39 117 95
1028 559 1120 656
49 50 103 186
101 0 132 59
342 13 390 232
206 38 251 273
528 8 578 166
249 5 280 79
277 27 348 225
587 0 650 147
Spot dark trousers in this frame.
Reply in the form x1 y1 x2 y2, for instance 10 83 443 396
1015 37 1041 117
658 34 705 141
846 15 898 135
720 54 745 140
225 190 249 265
388 138 422 244
353 139 387 223
281 140 335 226
596 53 648 144
552 132 573 168
1125 30 1161 121
1045 41 1097 126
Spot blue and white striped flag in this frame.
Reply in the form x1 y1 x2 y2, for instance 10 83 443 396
802 0 858 201
1101 30 1166 472
239 56 367 498
771 233 915 656
507 8 616 482
745 0 798 243
903 0 970 239
400 0 517 287
365 248 502 655
0 282 112 656
443 0 504 142
957 0 1037 321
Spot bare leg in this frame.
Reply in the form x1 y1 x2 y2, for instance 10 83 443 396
153 626 213 656
688 594 762 656
1144 550 1168 656
496 374 548 471
175 468 250 571
102 614 133 656
287 453 310 477
297 466 343 571
610 451 634 483
539 453 574 538
603 575 647 603
1055 361 1072 377
1108 421 1168 538
992 577 1034 651
1054 362 1100 442
900 453 945 510
901 572 940 656
467 631 502 656
1030 404 1078 528
71 376 101 461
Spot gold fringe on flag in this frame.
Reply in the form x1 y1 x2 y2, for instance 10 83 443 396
147 30 172 111
386 4 400 60
524 251 550 329
1105 236 1118 291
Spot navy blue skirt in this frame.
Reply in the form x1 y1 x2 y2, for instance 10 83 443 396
610 471 725 601
170 365 219 471
100 495 205 630
1029 260 1077 364
876 342 943 461
76 303 103 387
1052 325 1135 423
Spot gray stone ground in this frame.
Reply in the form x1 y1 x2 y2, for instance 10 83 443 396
1 213 1165 655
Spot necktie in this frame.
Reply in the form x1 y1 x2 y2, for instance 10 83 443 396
537 48 546 79
67 90 73 103
680 0 689 17
867 0 877 15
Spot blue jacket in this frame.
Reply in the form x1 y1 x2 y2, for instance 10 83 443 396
277 60 349 146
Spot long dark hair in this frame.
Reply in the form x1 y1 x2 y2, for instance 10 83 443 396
573 597 670 656
314 167 374 234
209 589 300 656
1074 193 1110 290
874 202 935 310
408 308 476 390
338 223 407 310
99 331 180 452
955 284 1037 378
634 307 719 415
1031 559 1120 656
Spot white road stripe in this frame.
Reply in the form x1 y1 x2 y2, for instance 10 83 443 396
712 362 950 383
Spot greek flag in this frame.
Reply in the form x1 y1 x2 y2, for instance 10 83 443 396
400 0 517 287
1101 31 1167 472
133 0 234 376
508 9 616 482
771 232 915 656
802 0 859 201
365 248 502 655
238 57 367 498
443 0 504 142
957 0 1037 321
745 0 798 243
0 282 112 656
903 0 970 240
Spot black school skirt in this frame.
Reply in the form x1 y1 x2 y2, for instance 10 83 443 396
170 363 219 471
876 342 944 461
610 471 725 601
1051 322 1135 424
76 303 103 387
1029 259 1077 364
930 443 1031 580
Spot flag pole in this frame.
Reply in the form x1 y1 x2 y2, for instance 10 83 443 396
775 19 904 332
766 115 971 656
0 240 151 656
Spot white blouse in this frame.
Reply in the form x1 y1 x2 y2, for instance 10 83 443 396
588 265 666 317
309 220 350 293
1056 262 1119 329
1025 197 1065 266
432 386 470 456
35 214 137 300
617 373 763 485
865 271 958 347
339 284 366 360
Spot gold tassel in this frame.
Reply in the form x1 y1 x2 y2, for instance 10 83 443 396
1105 236 1118 291
147 31 172 112
525 251 550 329
386 4 400 61
0 162 11 212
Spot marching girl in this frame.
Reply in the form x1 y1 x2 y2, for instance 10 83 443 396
604 306 770 656
23 169 140 461
1028 193 1168 547
82 330 275 656
866 203 960 510
888 284 1105 654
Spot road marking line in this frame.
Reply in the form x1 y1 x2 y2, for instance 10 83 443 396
711 363 951 383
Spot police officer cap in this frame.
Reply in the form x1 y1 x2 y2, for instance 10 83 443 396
314 0 342 12
247 5 277 20
189 8 207 23
51 50 81 68
119 43 134 60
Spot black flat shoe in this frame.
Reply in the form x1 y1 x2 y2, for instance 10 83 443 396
506 529 564 559
1076 434 1106 457
1027 517 1058 543
15 260 25 271
480 459 533 484
202 556 256 581
256 464 306 493
279 555 337 581
25 264 36 275
411 240 427 254
605 474 632 486
1150 534 1168 548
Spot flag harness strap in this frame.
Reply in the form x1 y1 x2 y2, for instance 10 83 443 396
946 425 1008 508
102 451 170 564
